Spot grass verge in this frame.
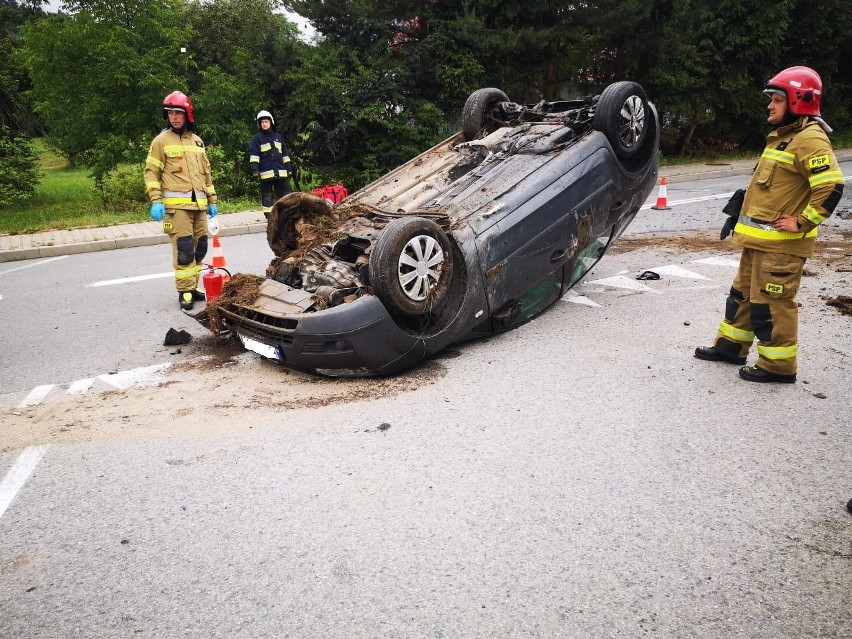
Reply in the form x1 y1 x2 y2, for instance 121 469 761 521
0 139 255 235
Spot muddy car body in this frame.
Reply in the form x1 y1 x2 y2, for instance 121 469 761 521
193 81 660 376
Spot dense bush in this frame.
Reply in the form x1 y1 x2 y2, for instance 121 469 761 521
97 163 147 209
0 126 40 208
206 144 252 201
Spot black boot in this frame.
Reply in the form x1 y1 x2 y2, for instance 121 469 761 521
179 291 194 310
694 346 746 365
192 288 206 301
738 365 796 384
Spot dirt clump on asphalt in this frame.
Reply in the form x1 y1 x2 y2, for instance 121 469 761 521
205 273 264 335
824 295 852 316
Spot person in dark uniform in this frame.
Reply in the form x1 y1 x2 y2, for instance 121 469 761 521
248 110 293 217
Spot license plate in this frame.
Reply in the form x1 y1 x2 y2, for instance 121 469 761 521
239 334 280 360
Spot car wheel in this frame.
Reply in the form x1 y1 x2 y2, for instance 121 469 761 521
369 217 454 317
593 81 649 160
462 88 509 142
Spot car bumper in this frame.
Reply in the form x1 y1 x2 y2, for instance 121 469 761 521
212 290 426 376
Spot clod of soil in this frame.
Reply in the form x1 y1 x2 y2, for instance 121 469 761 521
206 273 265 334
824 295 852 316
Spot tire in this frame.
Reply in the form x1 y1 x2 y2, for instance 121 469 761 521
593 81 649 160
369 217 454 317
462 88 509 142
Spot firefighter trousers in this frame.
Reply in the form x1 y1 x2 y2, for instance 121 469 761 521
260 178 291 216
163 207 208 292
712 247 804 375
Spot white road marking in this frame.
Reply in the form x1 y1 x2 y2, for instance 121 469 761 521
560 294 602 307
87 272 173 287
18 384 55 408
583 275 662 293
644 265 710 280
98 363 170 389
692 256 740 267
16 363 172 408
0 446 49 520
67 378 95 395
641 193 729 210
0 255 69 276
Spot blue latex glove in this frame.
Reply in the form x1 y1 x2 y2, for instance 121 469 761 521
207 203 218 217
150 202 165 222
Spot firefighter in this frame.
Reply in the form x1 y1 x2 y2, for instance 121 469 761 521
145 91 218 310
695 66 844 383
248 110 293 217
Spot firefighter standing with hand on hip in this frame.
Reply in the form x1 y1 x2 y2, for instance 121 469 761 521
145 91 219 310
695 66 844 383
248 110 293 217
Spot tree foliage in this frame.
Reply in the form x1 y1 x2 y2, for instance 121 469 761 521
0 125 40 208
12 0 852 206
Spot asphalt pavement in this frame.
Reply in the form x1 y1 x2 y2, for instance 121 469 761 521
2 152 851 264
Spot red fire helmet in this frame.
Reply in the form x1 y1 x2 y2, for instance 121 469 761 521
162 91 195 123
764 66 822 117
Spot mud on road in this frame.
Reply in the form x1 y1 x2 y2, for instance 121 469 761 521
3 227 850 452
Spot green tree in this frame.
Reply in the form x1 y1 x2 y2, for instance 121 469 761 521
20 0 187 183
183 0 305 195
1 0 45 206
0 125 40 207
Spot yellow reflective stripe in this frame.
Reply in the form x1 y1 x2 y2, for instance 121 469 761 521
274 142 282 151
757 344 798 360
145 180 161 189
260 143 272 151
735 222 817 240
761 148 795 165
163 144 205 154
175 265 199 278
249 155 260 163
801 204 827 225
808 170 843 188
282 155 291 163
146 155 164 169
262 204 273 213
260 170 275 179
206 186 215 196
718 322 754 343
277 170 289 177
163 196 208 206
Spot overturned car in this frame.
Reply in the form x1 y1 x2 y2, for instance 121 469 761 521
190 81 660 376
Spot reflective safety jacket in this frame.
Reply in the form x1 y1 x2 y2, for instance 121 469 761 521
734 117 844 258
145 129 217 210
248 130 293 181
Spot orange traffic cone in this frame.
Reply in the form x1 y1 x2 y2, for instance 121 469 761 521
651 176 671 210
210 234 228 269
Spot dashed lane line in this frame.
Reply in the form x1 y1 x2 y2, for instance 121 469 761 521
0 446 48 520
562 256 738 305
0 255 69 277
16 363 171 409
87 272 173 287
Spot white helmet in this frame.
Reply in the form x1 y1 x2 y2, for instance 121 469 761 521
256 110 275 125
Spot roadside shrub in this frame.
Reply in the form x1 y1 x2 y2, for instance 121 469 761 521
206 144 252 200
0 127 41 208
97 164 147 209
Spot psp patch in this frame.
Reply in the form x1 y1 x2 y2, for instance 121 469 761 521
163 221 173 230
765 282 784 295
808 154 830 171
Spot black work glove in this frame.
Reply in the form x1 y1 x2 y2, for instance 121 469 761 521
720 188 745 240
720 215 736 240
